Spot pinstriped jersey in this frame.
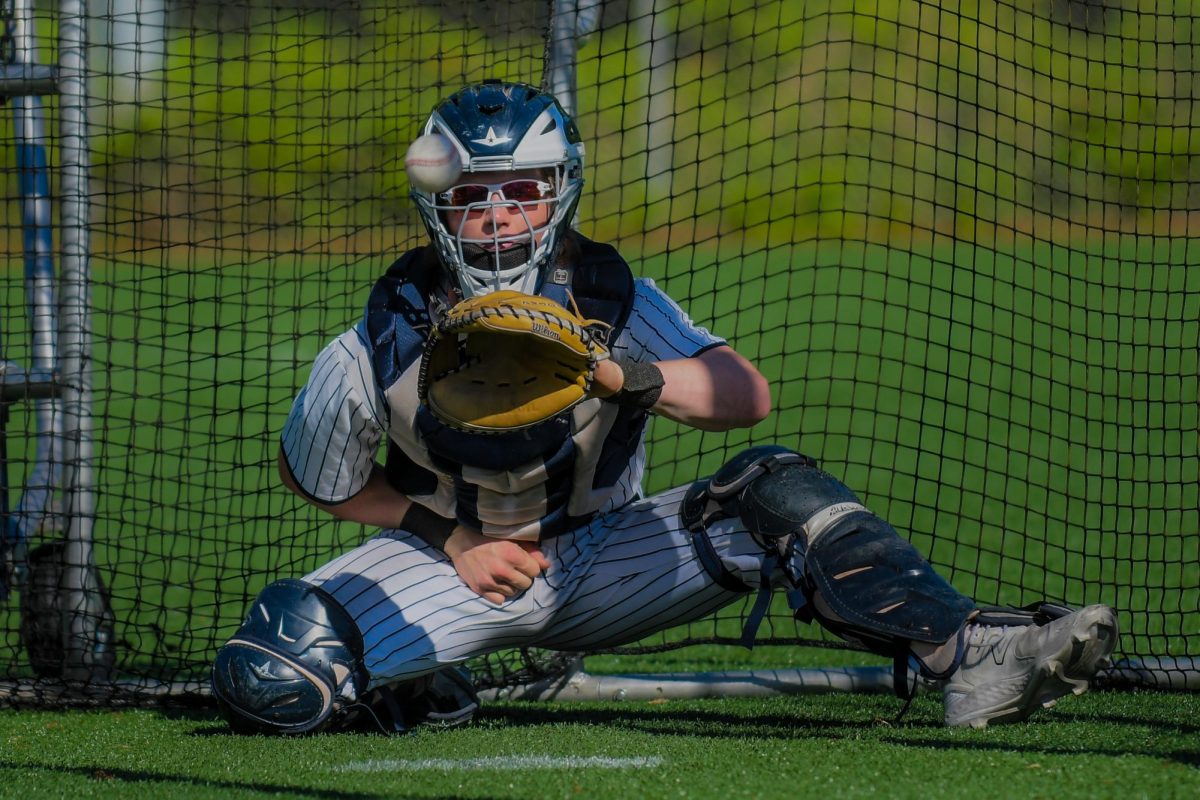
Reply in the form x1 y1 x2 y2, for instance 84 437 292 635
281 238 723 540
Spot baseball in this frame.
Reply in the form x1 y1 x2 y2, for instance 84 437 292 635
404 133 463 193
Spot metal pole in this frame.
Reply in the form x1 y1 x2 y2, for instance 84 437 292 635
636 0 676 205
480 663 900 702
58 0 109 682
544 0 600 118
545 0 599 234
545 0 577 115
10 0 63 552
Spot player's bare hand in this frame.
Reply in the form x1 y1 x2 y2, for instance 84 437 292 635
444 525 551 604
589 358 624 399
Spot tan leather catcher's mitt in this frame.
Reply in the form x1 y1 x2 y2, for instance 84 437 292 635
418 290 609 432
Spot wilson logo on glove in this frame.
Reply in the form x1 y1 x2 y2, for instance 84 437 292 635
530 322 559 339
418 290 610 432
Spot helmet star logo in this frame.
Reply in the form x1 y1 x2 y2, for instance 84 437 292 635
470 127 512 147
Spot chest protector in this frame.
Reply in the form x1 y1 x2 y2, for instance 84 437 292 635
363 236 642 540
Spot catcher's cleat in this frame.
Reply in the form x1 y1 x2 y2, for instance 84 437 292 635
341 666 481 734
942 604 1118 729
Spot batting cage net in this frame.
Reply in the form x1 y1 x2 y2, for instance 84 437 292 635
0 0 1196 705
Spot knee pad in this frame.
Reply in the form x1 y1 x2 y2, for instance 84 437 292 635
681 445 821 548
683 445 974 652
682 445 861 645
211 579 366 735
682 445 858 557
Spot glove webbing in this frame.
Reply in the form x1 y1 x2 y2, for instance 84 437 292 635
439 302 601 351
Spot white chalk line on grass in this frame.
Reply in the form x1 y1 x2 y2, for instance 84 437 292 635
336 755 664 772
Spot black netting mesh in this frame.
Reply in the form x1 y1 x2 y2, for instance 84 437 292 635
0 0 1196 704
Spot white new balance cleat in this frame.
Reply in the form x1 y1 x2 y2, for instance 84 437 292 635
942 604 1118 729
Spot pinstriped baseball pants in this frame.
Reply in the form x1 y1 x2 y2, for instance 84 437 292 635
303 485 771 689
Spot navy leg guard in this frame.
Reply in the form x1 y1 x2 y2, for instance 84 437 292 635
212 579 367 735
683 446 976 692
804 511 975 646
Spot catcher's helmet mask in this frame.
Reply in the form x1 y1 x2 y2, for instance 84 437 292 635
413 80 585 299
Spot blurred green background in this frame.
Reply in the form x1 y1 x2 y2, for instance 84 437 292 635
0 0 1196 687
8 1 1200 250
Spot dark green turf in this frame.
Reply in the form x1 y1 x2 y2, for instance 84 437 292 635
0 690 1196 799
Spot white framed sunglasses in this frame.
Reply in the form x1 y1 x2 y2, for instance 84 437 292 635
439 179 555 206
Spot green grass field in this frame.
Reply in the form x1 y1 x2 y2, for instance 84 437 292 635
0 684 1196 799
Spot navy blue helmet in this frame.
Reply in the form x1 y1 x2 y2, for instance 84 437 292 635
413 80 585 298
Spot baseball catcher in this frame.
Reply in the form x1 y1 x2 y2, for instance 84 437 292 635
212 80 1117 735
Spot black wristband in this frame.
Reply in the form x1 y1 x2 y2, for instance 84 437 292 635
608 360 665 410
400 502 457 550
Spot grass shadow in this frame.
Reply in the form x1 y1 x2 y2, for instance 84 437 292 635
0 759 400 799
875 733 1200 769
